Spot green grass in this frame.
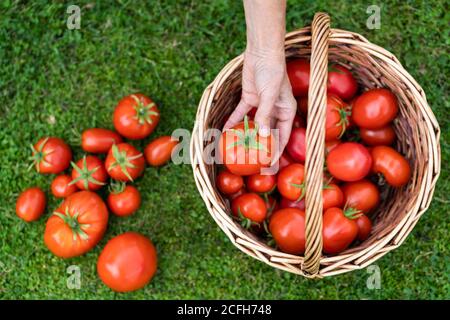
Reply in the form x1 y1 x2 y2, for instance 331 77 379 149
0 0 448 299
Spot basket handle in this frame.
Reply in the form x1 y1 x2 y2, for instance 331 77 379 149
303 12 330 275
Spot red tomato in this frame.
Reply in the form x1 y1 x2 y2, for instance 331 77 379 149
279 197 305 211
323 183 344 211
105 143 145 181
277 163 305 201
327 64 358 101
269 208 305 254
287 59 310 97
231 193 267 225
322 207 360 254
277 152 294 171
371 146 411 187
325 139 341 154
97 232 157 292
296 96 308 116
71 155 108 191
30 137 72 174
341 179 380 213
216 170 244 195
219 117 274 176
144 136 179 167
107 184 141 217
113 93 160 140
355 214 372 241
51 174 78 198
246 174 276 193
352 88 398 129
325 95 351 141
293 114 305 128
286 127 306 163
16 187 46 222
360 126 396 146
81 128 123 153
326 142 372 182
44 191 108 258
247 107 257 119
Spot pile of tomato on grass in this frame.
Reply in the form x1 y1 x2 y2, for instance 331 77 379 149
16 94 178 292
217 59 411 255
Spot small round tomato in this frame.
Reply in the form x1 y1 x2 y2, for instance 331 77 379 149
71 155 108 191
371 146 411 187
30 137 72 174
219 117 274 176
296 96 308 116
277 152 294 172
341 179 380 213
360 126 396 146
326 142 372 182
144 136 179 167
325 95 351 141
44 191 108 258
287 59 310 97
231 193 267 225
216 170 244 195
16 187 46 222
323 183 344 211
81 128 123 153
279 197 305 211
269 208 305 254
97 232 157 292
246 174 276 193
286 127 306 163
355 214 372 241
113 93 160 140
105 143 145 181
277 163 305 201
107 184 141 217
322 207 360 255
51 174 78 198
352 88 398 129
327 64 358 101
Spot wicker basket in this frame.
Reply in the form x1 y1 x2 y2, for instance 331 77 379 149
190 13 440 278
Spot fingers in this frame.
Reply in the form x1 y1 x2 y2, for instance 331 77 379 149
254 91 277 137
223 99 253 130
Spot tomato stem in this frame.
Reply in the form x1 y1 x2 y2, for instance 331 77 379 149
131 95 158 125
69 155 105 189
53 208 90 241
226 116 268 152
108 144 143 181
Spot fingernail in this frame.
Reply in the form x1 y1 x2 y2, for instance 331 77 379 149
259 125 270 137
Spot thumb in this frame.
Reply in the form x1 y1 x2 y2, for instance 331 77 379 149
254 92 276 138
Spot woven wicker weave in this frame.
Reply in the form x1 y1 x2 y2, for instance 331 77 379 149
190 13 441 278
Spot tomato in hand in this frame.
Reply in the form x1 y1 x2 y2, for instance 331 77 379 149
327 64 358 101
44 191 108 258
277 163 305 201
371 146 411 187
352 88 398 129
341 179 379 213
269 208 305 254
105 143 145 181
81 128 123 153
360 126 396 146
231 193 267 226
326 142 372 182
355 214 372 241
322 207 360 254
287 59 310 97
323 183 344 211
97 232 157 292
246 173 276 193
70 155 108 191
286 127 306 163
325 95 351 141
30 137 72 174
219 117 274 176
279 197 305 211
216 170 244 195
113 93 160 140
107 183 141 217
51 174 78 198
16 187 46 222
144 136 179 167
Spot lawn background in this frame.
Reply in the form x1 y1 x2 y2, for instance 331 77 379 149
0 0 448 299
